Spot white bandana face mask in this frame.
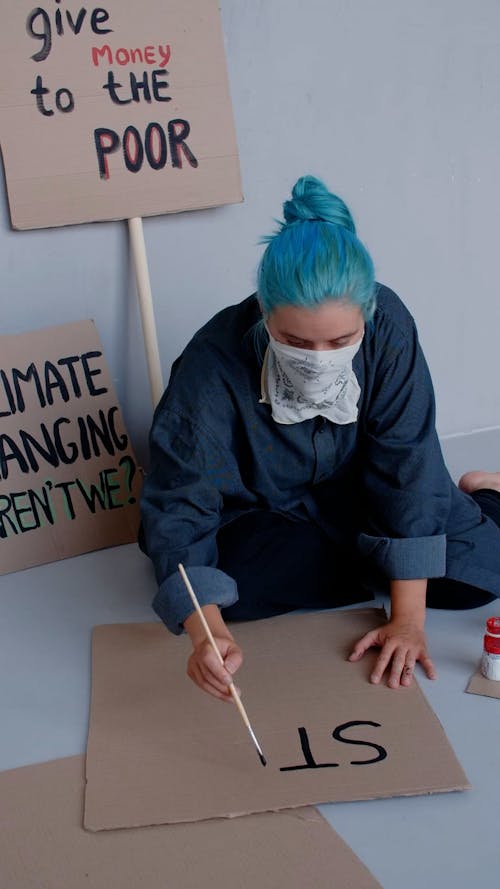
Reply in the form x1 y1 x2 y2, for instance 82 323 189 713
260 331 363 425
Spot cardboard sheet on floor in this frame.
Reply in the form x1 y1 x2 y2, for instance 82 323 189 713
84 608 469 829
1 756 382 889
466 666 500 699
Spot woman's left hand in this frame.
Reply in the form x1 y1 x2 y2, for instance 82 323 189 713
348 618 437 688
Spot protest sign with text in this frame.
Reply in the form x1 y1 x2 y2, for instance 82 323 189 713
0 320 142 574
0 0 242 229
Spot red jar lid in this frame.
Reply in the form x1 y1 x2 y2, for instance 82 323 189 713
486 617 500 635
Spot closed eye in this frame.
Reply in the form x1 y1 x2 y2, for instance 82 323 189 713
287 337 352 348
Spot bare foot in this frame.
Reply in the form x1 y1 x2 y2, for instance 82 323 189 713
458 471 500 494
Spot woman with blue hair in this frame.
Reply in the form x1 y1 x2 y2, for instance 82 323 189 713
140 175 500 700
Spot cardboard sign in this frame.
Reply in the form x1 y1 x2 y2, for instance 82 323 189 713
84 609 469 830
0 0 242 229
0 320 141 574
0 756 382 889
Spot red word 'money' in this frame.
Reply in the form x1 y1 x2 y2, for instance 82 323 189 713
91 44 171 68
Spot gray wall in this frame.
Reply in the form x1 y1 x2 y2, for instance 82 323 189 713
1 0 499 473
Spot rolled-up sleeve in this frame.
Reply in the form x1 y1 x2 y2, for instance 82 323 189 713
141 404 240 634
357 532 446 579
153 566 238 635
358 309 452 580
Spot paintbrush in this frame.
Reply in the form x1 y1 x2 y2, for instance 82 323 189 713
178 562 267 767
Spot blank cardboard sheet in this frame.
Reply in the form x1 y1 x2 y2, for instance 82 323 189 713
85 608 469 830
1 756 382 889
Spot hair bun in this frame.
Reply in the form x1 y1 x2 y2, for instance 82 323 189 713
283 175 356 234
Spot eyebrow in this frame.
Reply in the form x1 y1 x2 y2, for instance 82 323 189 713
283 330 360 342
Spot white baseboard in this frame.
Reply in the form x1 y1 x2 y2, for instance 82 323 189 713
440 427 500 483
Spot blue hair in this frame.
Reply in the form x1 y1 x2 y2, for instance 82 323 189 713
257 176 376 320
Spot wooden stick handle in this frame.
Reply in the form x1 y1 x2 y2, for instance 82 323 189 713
178 563 224 662
128 216 164 407
228 681 252 729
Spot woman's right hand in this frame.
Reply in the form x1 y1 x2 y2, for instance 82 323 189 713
187 636 243 700
184 605 243 701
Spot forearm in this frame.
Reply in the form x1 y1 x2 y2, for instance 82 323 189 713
390 578 427 626
184 604 234 647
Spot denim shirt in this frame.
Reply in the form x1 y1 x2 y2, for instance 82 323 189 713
141 286 500 633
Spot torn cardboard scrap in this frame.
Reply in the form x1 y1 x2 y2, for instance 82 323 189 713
84 608 469 830
0 756 382 889
466 666 500 699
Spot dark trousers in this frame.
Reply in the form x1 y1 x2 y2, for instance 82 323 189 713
218 490 500 622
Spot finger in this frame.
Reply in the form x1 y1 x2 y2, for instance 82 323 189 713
387 649 408 689
370 641 397 684
198 658 234 696
400 655 416 687
188 656 231 697
200 647 233 687
224 645 243 676
348 630 381 661
420 652 437 680
190 663 233 702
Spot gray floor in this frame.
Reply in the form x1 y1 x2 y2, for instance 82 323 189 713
1 542 498 889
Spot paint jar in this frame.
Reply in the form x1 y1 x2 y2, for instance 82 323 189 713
481 617 500 681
